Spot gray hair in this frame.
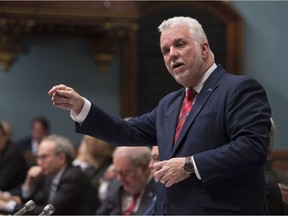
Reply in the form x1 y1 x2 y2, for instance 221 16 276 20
158 16 214 57
113 146 151 167
44 134 75 164
158 16 208 44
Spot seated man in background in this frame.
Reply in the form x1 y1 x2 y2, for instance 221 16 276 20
0 120 28 194
0 134 99 215
97 146 156 215
16 117 50 167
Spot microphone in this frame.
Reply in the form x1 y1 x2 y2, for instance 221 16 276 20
13 200 36 216
38 204 55 216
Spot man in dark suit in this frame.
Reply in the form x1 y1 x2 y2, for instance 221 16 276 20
48 16 271 214
0 121 28 193
16 117 50 167
97 146 156 215
0 134 99 215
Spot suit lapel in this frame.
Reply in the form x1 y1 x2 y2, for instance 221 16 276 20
171 67 225 156
135 178 156 214
166 90 185 154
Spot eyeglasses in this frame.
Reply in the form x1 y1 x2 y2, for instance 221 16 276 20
113 168 134 178
36 154 55 161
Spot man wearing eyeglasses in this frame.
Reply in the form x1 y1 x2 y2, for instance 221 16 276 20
97 146 156 215
0 134 99 215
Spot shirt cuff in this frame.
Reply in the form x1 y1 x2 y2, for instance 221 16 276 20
21 184 33 199
70 98 91 124
7 200 16 212
191 156 201 180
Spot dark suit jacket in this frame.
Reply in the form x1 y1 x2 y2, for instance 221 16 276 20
16 137 33 151
16 137 37 167
96 177 156 215
0 141 28 193
76 65 271 214
13 165 99 215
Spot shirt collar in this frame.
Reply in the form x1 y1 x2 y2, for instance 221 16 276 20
188 63 217 93
51 165 67 185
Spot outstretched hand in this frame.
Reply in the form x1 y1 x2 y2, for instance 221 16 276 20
48 84 85 115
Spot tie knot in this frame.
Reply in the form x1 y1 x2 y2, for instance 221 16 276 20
186 88 196 101
133 192 141 200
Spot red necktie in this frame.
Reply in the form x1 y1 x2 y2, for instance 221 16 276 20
123 193 140 215
174 89 197 144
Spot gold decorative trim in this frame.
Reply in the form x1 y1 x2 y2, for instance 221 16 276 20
0 49 19 72
0 6 139 20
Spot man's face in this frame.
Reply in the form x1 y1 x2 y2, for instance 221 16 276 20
37 140 64 177
113 156 148 195
32 121 47 142
160 25 204 87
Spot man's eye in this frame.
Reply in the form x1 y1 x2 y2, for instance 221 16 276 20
162 48 169 55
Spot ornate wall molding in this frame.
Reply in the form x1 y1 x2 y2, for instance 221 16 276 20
0 1 242 117
0 17 35 71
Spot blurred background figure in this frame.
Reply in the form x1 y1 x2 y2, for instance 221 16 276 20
96 146 156 215
0 120 12 141
98 164 115 201
0 120 28 194
278 183 288 213
265 118 284 214
149 146 159 178
16 116 50 167
0 134 99 215
73 135 115 194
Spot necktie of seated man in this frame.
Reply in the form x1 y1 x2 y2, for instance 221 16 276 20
174 88 197 144
48 182 57 202
123 192 140 215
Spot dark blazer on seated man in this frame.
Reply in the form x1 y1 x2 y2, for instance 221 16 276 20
0 141 28 193
0 135 99 215
97 177 156 215
15 165 100 215
96 146 156 215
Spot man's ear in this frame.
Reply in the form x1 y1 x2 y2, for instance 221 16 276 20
201 42 210 59
58 152 66 163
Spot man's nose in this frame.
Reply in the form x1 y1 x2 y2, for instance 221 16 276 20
116 173 124 182
170 48 179 60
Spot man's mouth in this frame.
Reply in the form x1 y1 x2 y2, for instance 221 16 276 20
172 62 184 70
